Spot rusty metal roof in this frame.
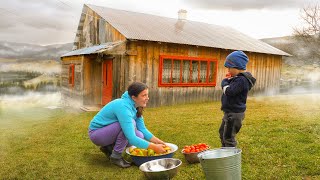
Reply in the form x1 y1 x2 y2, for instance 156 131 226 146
86 4 290 56
61 41 124 57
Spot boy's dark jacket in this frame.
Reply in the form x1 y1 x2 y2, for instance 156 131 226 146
221 72 256 113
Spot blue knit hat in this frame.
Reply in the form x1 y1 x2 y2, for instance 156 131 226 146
224 51 249 70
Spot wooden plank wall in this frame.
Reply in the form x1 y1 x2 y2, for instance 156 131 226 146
76 6 126 49
82 54 130 105
246 52 282 95
82 55 103 105
62 54 130 107
60 56 84 107
126 41 221 107
126 41 282 107
111 54 130 99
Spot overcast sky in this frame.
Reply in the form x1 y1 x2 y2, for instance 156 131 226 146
0 0 318 45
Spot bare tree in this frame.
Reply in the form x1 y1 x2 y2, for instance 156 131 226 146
294 4 320 39
293 4 320 61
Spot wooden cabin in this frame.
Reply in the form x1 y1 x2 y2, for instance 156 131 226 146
61 4 290 108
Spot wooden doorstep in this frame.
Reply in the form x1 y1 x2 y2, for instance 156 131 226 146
80 105 102 112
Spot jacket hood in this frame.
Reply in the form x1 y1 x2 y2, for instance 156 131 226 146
239 72 256 90
121 91 136 108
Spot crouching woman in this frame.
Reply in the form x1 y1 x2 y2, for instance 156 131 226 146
88 82 166 168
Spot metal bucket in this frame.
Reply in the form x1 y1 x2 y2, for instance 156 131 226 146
197 148 242 180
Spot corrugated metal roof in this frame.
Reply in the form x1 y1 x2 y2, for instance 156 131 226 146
61 41 124 57
86 4 290 56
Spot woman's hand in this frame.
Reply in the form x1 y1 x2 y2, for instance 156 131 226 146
150 136 165 145
148 143 166 154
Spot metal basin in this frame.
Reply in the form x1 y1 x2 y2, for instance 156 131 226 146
181 146 210 164
139 158 182 179
126 143 178 166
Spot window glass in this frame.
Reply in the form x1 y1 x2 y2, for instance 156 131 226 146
182 60 190 83
172 60 181 83
159 56 217 86
162 59 171 83
208 62 215 83
200 61 207 83
191 61 199 83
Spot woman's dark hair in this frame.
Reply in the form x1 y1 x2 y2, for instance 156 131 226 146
128 82 148 118
136 107 144 118
128 82 148 97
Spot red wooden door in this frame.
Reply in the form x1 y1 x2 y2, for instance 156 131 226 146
102 60 113 105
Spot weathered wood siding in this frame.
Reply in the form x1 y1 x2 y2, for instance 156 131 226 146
125 41 221 107
60 56 84 107
73 5 126 49
111 54 130 99
125 41 282 107
246 52 282 95
82 55 102 105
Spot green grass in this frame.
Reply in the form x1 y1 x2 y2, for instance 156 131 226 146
1 94 320 179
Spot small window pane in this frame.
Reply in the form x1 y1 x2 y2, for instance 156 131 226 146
182 60 190 83
69 64 74 85
191 61 199 83
172 60 181 83
162 59 171 83
200 61 207 83
208 62 216 83
69 66 72 84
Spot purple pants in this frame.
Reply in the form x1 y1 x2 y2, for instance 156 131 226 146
88 121 144 153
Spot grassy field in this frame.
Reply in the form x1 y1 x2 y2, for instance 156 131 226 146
0 94 320 179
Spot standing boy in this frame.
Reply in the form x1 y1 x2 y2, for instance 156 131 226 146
219 50 256 147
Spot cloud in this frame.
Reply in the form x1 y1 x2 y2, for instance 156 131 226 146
0 0 78 30
184 0 319 10
0 0 81 44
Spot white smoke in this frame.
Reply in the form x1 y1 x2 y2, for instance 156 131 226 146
0 60 61 74
0 92 61 108
307 71 320 82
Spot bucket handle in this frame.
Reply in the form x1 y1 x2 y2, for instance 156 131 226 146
221 147 236 149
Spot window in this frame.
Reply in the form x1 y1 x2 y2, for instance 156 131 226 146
159 55 218 87
69 64 75 87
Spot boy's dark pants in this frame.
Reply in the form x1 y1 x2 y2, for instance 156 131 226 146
219 112 245 147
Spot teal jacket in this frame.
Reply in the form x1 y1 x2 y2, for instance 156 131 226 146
89 91 153 149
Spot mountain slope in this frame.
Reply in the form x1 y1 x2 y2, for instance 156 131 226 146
261 36 320 66
0 41 73 61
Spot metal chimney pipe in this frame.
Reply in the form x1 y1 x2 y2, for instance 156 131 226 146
178 9 187 20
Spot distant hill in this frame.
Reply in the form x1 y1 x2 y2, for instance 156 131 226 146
261 36 320 66
262 36 320 89
0 41 73 61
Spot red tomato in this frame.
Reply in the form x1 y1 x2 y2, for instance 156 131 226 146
183 143 210 154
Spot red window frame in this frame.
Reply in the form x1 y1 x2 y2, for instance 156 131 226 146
158 55 218 87
69 64 75 87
